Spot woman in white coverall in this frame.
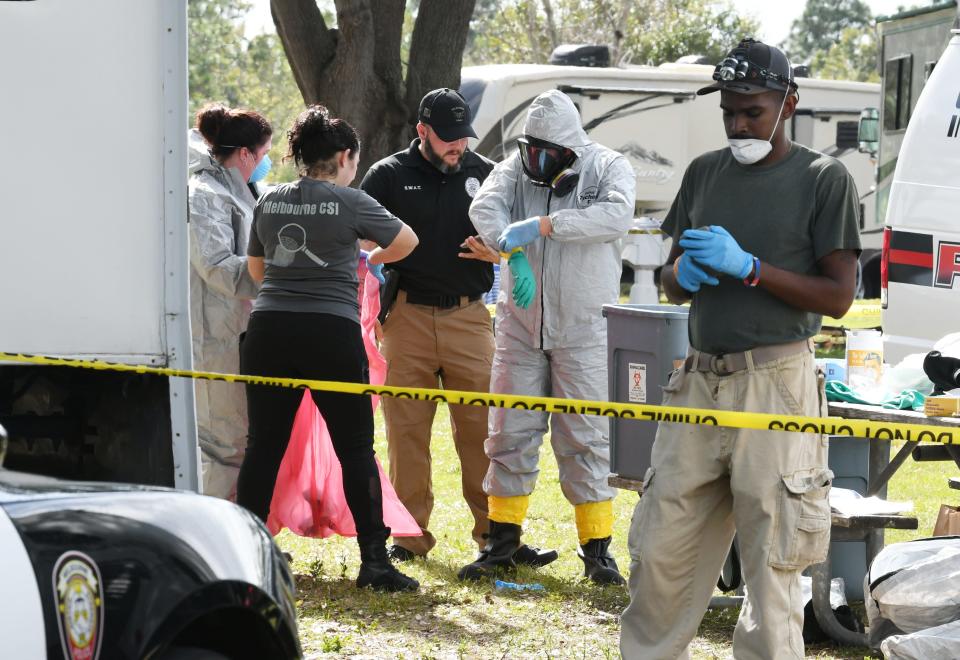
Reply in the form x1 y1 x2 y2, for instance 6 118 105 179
188 103 272 498
460 90 637 584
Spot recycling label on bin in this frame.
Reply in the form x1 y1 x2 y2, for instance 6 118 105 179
628 363 647 403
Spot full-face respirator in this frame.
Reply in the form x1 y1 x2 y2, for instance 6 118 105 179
517 135 579 197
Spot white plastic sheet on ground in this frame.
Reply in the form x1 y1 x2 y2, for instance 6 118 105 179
881 619 960 660
865 537 960 647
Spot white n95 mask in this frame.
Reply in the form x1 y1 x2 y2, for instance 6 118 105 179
728 90 789 165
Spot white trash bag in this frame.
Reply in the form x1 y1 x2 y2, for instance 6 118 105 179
865 537 960 647
881 619 960 660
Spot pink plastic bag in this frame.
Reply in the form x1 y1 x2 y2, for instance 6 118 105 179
266 269 420 538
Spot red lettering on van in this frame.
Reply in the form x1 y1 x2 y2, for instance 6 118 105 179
935 242 960 289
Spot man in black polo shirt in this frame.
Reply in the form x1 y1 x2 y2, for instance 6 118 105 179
361 89 556 567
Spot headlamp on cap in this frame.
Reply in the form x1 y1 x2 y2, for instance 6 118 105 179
517 136 579 197
710 53 797 92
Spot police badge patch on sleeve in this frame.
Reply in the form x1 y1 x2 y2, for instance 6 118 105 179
465 177 480 198
53 551 104 660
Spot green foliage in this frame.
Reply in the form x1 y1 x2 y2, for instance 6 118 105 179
810 26 880 83
465 0 760 67
320 634 346 652
188 0 251 110
627 0 761 66
785 0 874 62
188 0 304 183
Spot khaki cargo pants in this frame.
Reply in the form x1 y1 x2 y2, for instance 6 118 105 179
620 347 832 660
380 292 495 555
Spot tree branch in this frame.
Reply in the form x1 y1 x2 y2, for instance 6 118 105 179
542 0 558 52
405 0 478 119
525 1 543 63
271 0 337 103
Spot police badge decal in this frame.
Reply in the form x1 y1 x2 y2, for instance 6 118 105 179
465 177 481 198
53 551 104 660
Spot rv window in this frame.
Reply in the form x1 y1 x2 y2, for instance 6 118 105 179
458 78 487 124
883 55 912 132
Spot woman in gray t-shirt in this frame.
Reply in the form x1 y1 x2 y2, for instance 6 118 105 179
238 105 419 592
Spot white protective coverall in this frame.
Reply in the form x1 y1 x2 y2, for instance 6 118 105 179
469 90 636 505
187 129 259 498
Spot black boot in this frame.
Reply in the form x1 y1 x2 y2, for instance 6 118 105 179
356 540 419 592
578 537 626 586
513 543 559 568
457 521 521 581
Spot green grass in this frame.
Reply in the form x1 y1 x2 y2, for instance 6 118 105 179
276 405 955 659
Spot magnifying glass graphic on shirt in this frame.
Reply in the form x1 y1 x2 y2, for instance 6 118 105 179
275 223 328 267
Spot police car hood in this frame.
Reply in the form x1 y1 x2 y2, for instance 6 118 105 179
522 90 591 154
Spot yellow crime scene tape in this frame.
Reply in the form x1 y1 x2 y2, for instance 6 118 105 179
822 299 882 330
2 351 957 446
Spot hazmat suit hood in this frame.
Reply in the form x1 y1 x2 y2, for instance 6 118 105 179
522 90 591 153
188 128 249 190
188 128 216 175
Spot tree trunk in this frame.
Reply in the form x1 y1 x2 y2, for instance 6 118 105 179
272 0 476 182
542 0 558 53
524 1 543 63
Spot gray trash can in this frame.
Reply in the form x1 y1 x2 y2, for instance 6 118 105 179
603 304 689 481
827 435 891 601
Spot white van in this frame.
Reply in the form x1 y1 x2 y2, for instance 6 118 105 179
880 26 960 363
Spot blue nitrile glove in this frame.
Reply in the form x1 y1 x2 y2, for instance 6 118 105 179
678 226 753 279
359 250 385 284
675 254 719 292
498 217 543 252
507 251 536 309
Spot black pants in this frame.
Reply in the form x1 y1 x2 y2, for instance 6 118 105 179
237 311 387 546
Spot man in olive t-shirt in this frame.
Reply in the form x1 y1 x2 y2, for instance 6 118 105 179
620 39 861 660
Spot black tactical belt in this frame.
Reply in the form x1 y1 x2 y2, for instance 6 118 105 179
404 292 482 309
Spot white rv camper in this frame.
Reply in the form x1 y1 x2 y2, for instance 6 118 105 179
461 61 880 247
0 0 198 489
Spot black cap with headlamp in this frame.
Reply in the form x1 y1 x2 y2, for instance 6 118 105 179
697 38 798 97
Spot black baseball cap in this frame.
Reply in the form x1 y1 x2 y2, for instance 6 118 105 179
697 38 797 96
418 88 478 142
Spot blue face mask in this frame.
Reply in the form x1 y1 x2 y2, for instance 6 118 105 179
248 153 272 183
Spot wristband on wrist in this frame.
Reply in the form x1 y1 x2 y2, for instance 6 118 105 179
499 247 523 260
743 256 761 287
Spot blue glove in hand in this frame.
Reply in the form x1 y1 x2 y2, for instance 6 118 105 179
507 251 536 309
359 250 385 284
498 217 543 252
675 254 719 292
678 226 753 279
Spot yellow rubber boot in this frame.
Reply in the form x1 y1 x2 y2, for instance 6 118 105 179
575 500 625 585
488 495 529 525
574 500 614 545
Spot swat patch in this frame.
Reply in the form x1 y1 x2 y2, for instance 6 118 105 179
53 551 104 660
577 186 599 208
465 177 480 198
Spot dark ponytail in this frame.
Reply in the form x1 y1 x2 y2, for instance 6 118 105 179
286 104 360 177
196 102 272 160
